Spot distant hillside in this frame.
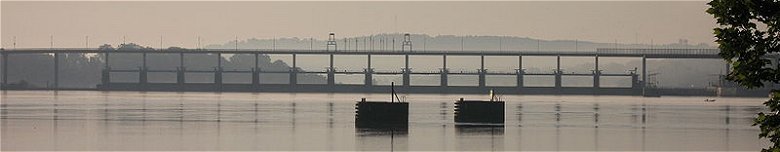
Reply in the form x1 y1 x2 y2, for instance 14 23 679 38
205 33 714 51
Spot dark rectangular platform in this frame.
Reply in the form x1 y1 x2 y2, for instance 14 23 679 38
355 99 409 128
454 98 505 124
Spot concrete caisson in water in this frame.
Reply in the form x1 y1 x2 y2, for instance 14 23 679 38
454 97 505 124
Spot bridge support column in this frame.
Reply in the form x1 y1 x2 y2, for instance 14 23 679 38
641 56 647 94
328 54 335 86
253 53 260 88
364 68 373 87
101 52 110 88
440 68 449 88
517 55 523 89
479 55 486 88
478 69 486 88
632 72 639 89
2 52 7 88
555 55 562 89
594 56 600 88
215 53 222 90
403 54 410 87
290 54 297 85
516 69 524 89
252 68 260 86
54 53 59 89
365 54 372 87
177 67 185 85
441 55 448 87
139 53 148 88
102 67 111 87
214 67 223 89
178 53 185 87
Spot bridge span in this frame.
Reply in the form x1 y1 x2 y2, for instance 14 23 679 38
0 48 723 96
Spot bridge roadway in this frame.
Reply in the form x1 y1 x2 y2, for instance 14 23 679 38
0 48 723 95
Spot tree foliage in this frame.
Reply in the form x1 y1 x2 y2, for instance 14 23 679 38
707 0 780 151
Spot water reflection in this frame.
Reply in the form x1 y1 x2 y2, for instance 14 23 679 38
455 125 504 151
0 91 770 151
355 127 409 151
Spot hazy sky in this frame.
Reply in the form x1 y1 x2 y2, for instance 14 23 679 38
1 1 715 49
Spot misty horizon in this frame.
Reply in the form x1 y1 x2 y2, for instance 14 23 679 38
2 1 716 48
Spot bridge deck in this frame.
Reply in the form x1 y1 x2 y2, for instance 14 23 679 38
0 48 729 58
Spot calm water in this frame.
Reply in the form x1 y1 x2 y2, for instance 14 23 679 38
0 91 770 151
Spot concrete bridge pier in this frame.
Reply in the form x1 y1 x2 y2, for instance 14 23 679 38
631 71 640 89
403 55 410 87
364 68 373 87
441 55 448 87
53 53 59 89
290 68 298 85
593 73 600 89
101 52 111 88
252 68 260 86
177 53 185 87
440 68 449 88
365 54 373 87
139 53 148 90
327 54 335 86
253 53 260 88
516 69 525 89
641 55 647 94
478 69 487 88
402 68 411 87
290 54 298 85
139 66 148 88
554 55 562 89
215 53 223 91
517 55 523 89
102 67 111 87
2 52 7 88
594 56 600 88
177 67 185 85
478 55 485 88
214 67 223 89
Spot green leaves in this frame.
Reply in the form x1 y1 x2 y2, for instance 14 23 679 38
708 0 780 151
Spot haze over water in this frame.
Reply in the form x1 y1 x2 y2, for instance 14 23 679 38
0 91 769 151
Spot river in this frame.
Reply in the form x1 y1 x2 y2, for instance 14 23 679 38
0 91 770 151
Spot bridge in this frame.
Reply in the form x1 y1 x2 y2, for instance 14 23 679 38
0 47 726 96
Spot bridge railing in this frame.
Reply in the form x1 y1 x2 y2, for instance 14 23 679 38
2 47 731 58
596 48 719 55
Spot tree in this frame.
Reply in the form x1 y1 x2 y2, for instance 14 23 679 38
707 0 780 151
98 44 115 51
